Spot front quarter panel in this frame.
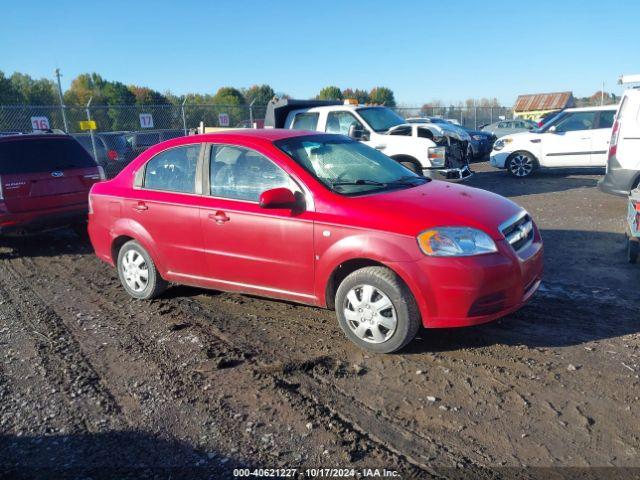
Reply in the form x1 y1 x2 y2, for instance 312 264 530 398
313 223 421 306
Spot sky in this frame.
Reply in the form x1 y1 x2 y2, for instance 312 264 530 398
2 0 639 106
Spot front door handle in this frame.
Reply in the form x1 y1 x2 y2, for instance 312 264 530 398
209 211 230 224
374 144 386 150
133 202 148 212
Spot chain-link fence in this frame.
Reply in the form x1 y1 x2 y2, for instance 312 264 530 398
0 103 509 177
393 106 514 128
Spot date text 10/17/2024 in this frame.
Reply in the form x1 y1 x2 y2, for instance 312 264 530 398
233 468 400 478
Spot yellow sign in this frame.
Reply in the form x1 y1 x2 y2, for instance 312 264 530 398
79 120 97 130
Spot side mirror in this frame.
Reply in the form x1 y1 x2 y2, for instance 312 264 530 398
548 125 557 134
259 187 297 209
348 124 364 140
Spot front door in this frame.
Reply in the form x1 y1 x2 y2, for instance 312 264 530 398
541 111 597 167
199 144 315 302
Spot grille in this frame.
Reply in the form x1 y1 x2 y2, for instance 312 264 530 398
501 213 534 252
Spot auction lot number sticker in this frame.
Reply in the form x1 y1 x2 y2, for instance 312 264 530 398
233 468 399 477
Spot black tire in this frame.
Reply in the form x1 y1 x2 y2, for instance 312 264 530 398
335 266 421 354
393 156 422 175
116 240 167 299
627 237 639 264
506 151 537 178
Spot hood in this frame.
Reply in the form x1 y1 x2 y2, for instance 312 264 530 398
345 180 524 239
387 123 471 142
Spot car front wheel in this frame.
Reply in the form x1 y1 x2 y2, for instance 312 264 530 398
117 240 167 299
507 151 537 178
335 266 421 353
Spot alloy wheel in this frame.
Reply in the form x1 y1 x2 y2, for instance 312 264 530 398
509 154 534 177
121 249 149 292
343 284 397 343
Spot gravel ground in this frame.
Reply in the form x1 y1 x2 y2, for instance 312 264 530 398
0 161 639 480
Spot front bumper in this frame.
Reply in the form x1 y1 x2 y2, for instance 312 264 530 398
598 155 639 196
0 204 87 235
424 165 473 181
391 234 544 328
490 151 510 169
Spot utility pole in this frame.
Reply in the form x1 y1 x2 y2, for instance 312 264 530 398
54 69 69 132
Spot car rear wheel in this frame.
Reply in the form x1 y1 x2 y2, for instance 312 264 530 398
335 266 421 353
117 240 167 299
507 151 537 178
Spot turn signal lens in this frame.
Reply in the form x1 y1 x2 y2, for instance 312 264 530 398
428 146 446 167
417 227 497 257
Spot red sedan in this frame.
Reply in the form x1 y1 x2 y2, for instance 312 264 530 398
88 130 543 353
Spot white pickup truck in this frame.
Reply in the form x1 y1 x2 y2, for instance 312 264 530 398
264 99 472 180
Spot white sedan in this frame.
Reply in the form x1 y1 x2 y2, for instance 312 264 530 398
490 106 617 177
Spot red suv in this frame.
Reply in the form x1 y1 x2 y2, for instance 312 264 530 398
0 134 104 235
88 130 543 353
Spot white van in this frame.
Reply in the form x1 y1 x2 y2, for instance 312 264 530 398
598 75 640 195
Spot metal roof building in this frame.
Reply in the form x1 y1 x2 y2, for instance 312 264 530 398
514 92 575 114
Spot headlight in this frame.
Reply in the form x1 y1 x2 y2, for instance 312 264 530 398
427 146 446 167
472 134 484 141
417 227 497 257
493 138 512 151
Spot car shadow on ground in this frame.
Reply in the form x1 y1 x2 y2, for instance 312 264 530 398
403 228 638 354
0 228 92 260
465 167 605 198
0 431 253 480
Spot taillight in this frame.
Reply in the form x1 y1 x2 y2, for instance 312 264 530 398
107 150 119 161
609 120 620 159
428 146 446 167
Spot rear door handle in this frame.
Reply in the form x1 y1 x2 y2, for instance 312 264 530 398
209 211 230 224
133 202 148 212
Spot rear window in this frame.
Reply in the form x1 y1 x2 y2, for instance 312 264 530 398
0 137 97 175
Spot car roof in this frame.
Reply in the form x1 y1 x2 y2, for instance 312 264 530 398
0 133 71 144
564 105 618 112
187 128 321 143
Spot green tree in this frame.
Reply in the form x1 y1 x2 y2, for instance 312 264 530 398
10 73 57 105
63 73 107 106
369 87 395 106
128 85 170 105
212 87 246 126
0 71 22 104
342 88 369 104
317 86 343 101
244 84 275 105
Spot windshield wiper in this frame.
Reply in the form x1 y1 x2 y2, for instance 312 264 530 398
331 179 387 187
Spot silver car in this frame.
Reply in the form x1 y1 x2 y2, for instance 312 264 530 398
481 119 537 137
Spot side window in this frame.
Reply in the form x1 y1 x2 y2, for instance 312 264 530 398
498 122 508 129
326 111 364 135
554 112 596 133
291 112 319 131
143 144 200 193
597 110 615 129
210 145 292 202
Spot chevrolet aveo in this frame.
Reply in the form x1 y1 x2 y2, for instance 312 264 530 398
88 130 543 353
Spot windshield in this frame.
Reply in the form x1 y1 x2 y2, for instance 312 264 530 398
275 134 427 196
356 107 406 132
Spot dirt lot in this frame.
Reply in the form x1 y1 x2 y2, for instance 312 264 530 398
1 161 639 479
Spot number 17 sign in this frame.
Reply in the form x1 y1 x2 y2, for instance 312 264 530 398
139 113 154 129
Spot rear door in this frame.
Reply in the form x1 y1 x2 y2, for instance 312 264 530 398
540 111 597 167
0 136 100 213
125 143 205 277
590 109 616 166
